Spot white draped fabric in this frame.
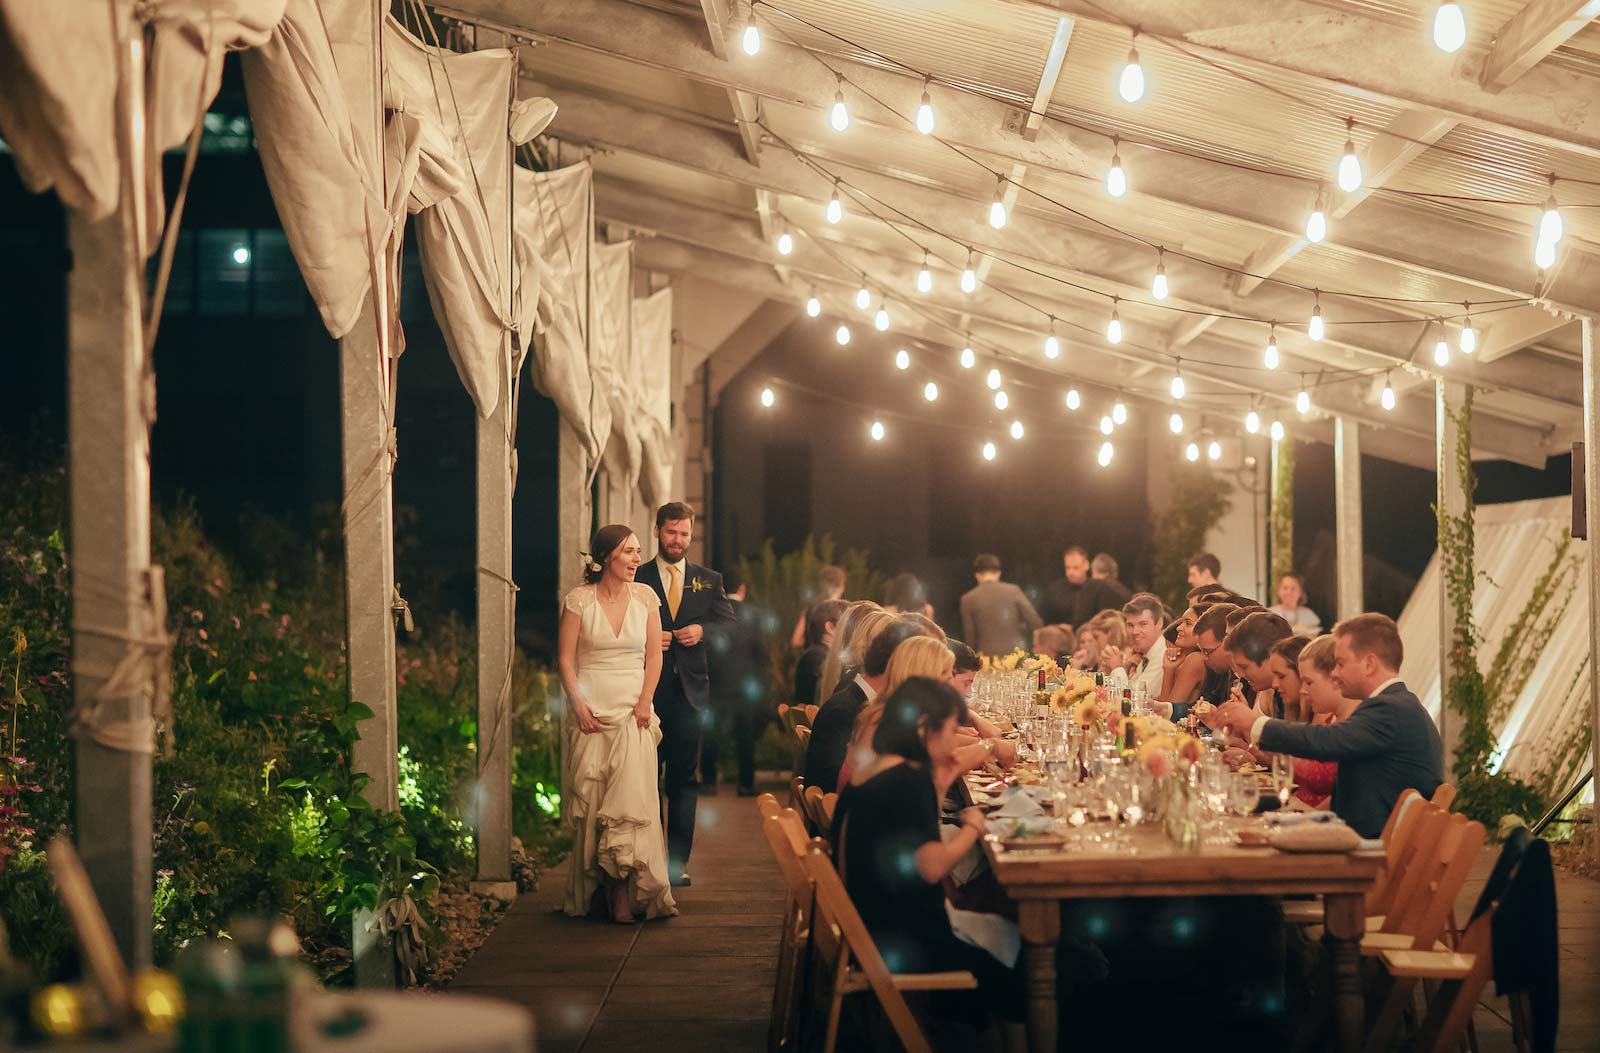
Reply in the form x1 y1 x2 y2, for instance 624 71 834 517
1397 496 1593 797
592 240 637 491
633 288 675 508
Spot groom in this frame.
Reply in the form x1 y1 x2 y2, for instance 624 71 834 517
635 501 734 886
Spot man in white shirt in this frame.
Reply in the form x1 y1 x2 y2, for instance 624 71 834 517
1102 593 1167 699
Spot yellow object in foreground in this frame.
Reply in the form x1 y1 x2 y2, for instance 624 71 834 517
132 967 185 1033
32 983 86 1037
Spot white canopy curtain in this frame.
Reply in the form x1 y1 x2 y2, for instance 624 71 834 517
633 287 675 509
0 0 286 254
591 239 637 491
1397 496 1593 798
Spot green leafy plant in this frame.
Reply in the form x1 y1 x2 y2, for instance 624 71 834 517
737 534 884 692
1270 438 1295 586
1150 471 1233 613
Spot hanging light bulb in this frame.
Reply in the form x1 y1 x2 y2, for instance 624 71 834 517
1207 440 1223 462
1065 388 1081 411
1539 189 1564 246
1043 321 1061 360
1296 380 1311 415
1433 2 1466 52
1118 36 1145 103
1306 186 1328 243
1010 419 1025 440
986 367 1002 390
1170 367 1185 401
959 346 976 369
1245 408 1261 434
1535 235 1557 270
1100 415 1114 435
894 348 910 371
1459 305 1476 353
988 177 1008 229
1380 374 1396 411
1106 300 1123 344
982 440 997 462
1433 323 1451 366
915 83 936 135
805 295 821 318
855 285 871 311
740 17 761 55
1106 139 1128 198
870 419 886 441
924 380 939 401
1185 442 1200 462
1169 412 1184 434
760 386 775 408
776 228 793 256
829 83 850 132
1270 419 1285 442
826 185 843 225
1112 401 1128 425
994 390 1009 411
834 324 851 346
874 305 890 332
1337 119 1363 194
916 254 933 294
961 251 978 295
1264 324 1280 370
1151 248 1169 300
1308 294 1325 342
1097 441 1114 467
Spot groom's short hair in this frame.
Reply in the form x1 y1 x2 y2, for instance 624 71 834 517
655 501 696 527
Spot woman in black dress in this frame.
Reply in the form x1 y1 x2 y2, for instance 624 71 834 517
829 676 1024 1029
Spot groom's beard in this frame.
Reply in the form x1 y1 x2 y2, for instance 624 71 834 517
659 541 689 561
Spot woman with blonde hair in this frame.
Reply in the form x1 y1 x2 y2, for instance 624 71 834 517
813 600 884 705
1288 634 1360 809
839 636 955 791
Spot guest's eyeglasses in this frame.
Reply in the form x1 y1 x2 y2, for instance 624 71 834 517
1198 641 1224 657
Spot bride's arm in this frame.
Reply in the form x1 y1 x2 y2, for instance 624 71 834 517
635 607 664 727
558 608 603 733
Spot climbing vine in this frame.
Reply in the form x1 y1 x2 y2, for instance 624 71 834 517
1151 471 1233 613
1269 437 1295 585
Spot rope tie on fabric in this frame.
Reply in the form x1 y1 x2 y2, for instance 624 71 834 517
391 585 415 633
71 566 174 756
475 565 520 593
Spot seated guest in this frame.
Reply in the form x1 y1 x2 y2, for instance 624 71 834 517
1192 602 1241 704
1289 634 1357 809
1088 609 1129 676
1091 552 1133 608
1186 551 1223 589
831 677 1025 1028
1209 613 1444 838
947 639 981 698
1069 622 1104 672
1156 607 1207 715
1032 622 1076 664
802 614 916 793
1267 635 1310 723
794 598 849 709
1101 593 1166 698
1224 611 1295 720
1268 573 1323 639
790 563 847 648
842 636 978 792
814 600 884 708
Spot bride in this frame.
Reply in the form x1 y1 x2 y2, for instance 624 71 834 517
557 524 678 922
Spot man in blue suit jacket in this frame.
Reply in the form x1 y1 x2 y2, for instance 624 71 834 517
1209 612 1442 838
634 501 734 885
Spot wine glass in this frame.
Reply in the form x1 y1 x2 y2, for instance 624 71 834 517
1229 772 1261 820
1271 754 1294 807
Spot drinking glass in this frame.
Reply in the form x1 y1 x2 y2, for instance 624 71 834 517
1228 772 1260 819
1271 754 1294 807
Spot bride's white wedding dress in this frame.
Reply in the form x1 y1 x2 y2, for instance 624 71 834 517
561 582 678 920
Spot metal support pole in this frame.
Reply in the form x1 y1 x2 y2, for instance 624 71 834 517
1582 316 1600 862
1436 378 1469 776
1334 417 1365 620
473 356 516 898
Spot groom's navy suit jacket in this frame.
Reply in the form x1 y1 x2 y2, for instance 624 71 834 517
636 558 735 710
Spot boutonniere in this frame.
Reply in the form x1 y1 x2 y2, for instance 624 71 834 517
689 577 711 592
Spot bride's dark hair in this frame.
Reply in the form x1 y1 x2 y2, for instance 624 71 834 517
584 524 636 585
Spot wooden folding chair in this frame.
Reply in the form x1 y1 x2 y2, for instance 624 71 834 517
1282 790 1434 929
1365 906 1494 1052
757 792 782 821
1362 812 1485 956
804 704 820 725
789 775 806 813
794 724 812 750
801 849 977 1053
764 810 816 1053
803 785 831 834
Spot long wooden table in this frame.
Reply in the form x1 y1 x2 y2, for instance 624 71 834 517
981 821 1383 1053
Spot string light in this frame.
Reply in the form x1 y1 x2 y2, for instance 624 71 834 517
1170 364 1185 400
915 81 936 135
826 184 843 224
1097 441 1114 468
894 348 910 370
988 177 1008 229
1112 401 1128 425
1106 139 1128 198
1264 324 1280 369
961 251 978 294
1380 373 1396 411
874 304 890 331
1043 320 1061 359
1065 388 1081 411
1106 299 1123 344
1010 419 1025 440
1151 248 1168 300
1270 420 1286 441
1207 439 1222 462
1433 2 1466 52
986 367 1002 390
1434 321 1451 366
834 323 851 345
1296 378 1311 415
760 386 775 408
829 81 850 132
1118 35 1145 103
959 346 975 369
1337 119 1362 194
740 15 761 55
1245 408 1261 434
870 419 885 441
805 295 821 317
923 380 939 401
1169 412 1184 434
1100 415 1114 435
1185 441 1200 462
1306 185 1328 243
982 440 997 461
1535 233 1557 270
994 390 1009 410
1536 180 1563 268
855 284 871 310
916 253 933 294
1308 293 1325 341
776 226 793 255
1459 305 1476 353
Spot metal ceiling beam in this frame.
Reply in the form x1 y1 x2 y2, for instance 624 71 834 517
693 0 765 162
1020 16 1075 143
1480 0 1600 91
434 0 1599 310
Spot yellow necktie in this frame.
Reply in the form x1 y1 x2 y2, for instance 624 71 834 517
666 563 682 620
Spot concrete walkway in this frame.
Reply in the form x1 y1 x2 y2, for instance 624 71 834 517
448 779 785 1053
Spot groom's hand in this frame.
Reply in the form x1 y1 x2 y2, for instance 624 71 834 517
673 624 704 647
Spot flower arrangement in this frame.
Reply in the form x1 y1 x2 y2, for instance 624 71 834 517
1048 672 1098 718
982 647 1029 671
1136 730 1207 777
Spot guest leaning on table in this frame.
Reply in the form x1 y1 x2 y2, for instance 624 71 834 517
830 676 1026 1032
803 614 921 794
1207 613 1444 838
1288 634 1359 809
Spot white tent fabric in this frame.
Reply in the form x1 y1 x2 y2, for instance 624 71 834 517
386 19 514 418
0 0 284 244
515 161 600 463
1397 497 1592 797
592 240 637 489
633 288 675 508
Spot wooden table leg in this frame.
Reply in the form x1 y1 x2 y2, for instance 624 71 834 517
1018 900 1060 1053
1324 892 1365 1053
